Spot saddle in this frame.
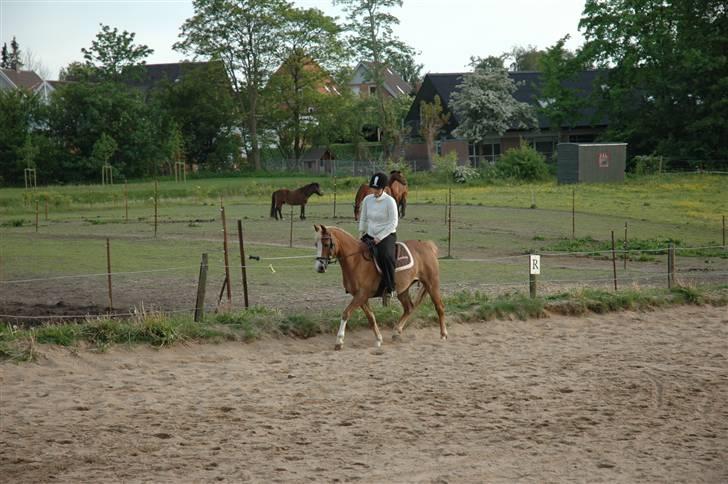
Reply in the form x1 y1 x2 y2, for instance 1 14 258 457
359 239 414 274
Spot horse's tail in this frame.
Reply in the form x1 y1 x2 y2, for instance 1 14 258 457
270 191 276 218
353 184 367 221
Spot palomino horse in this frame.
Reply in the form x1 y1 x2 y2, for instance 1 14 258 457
270 182 323 220
313 224 447 350
353 170 408 221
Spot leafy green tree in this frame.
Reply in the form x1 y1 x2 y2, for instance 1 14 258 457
472 54 507 70
262 6 346 162
538 35 585 137
334 0 415 159
579 0 727 161
81 24 154 81
59 61 97 82
150 62 241 170
419 95 450 168
91 133 118 169
450 64 537 143
387 50 422 88
0 89 44 184
48 82 159 180
506 45 546 71
176 0 293 170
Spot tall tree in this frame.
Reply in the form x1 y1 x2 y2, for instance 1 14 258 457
387 50 422 88
0 89 44 183
81 24 154 81
262 6 346 162
538 35 585 138
472 54 507 70
9 36 23 70
450 64 537 143
506 44 546 71
1 43 8 69
580 0 728 161
419 95 450 168
334 0 415 159
176 0 292 170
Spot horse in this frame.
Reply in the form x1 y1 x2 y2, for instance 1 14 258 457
313 224 447 350
271 182 323 220
353 170 408 221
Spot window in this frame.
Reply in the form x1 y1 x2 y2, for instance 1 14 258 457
369 85 377 95
528 136 558 160
569 134 597 143
468 142 501 167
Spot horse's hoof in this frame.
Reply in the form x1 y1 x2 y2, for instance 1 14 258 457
334 343 343 351
441 335 448 341
392 333 401 342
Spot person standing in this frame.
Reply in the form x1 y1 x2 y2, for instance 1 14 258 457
359 172 399 298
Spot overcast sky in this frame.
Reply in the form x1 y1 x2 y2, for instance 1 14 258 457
1 0 587 80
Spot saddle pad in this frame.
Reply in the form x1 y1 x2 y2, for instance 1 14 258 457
373 242 414 274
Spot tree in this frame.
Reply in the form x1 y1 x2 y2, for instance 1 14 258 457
262 6 347 163
1 43 8 68
91 133 118 169
150 61 241 170
472 54 507 70
387 50 422 88
59 61 96 82
450 64 537 143
506 45 546 71
538 35 585 137
9 36 23 70
176 0 293 170
579 0 728 161
81 24 154 81
334 0 415 159
419 95 450 168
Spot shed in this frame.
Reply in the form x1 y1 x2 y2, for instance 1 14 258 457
557 143 627 184
301 147 336 174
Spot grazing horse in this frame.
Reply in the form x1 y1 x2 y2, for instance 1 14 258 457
353 170 409 220
271 182 323 220
313 224 447 350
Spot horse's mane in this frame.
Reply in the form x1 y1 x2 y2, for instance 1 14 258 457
301 182 320 195
389 171 407 186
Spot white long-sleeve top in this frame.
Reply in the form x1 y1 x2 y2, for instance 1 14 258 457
358 192 398 240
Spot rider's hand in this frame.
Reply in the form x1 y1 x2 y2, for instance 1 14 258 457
374 237 381 244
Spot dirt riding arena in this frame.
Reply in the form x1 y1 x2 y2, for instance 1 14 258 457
2 305 726 483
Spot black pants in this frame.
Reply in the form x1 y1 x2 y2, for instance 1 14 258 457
373 233 397 293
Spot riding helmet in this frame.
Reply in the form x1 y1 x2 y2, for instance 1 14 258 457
368 172 388 189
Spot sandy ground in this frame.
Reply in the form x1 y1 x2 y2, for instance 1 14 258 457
1 305 727 483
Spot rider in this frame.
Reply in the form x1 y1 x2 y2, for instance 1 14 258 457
359 172 399 298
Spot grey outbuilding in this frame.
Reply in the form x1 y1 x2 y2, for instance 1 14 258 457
557 143 627 184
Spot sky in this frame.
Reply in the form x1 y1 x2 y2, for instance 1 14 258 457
1 0 588 80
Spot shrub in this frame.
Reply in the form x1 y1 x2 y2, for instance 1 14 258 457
495 142 550 181
432 151 480 184
633 154 664 175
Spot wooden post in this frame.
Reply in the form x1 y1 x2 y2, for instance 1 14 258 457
529 273 537 298
667 243 675 289
124 181 128 223
571 187 575 239
106 238 113 311
237 220 249 309
333 175 337 219
529 254 540 299
611 230 618 291
154 180 159 238
220 197 232 306
723 215 725 249
289 205 294 248
44 199 48 221
447 186 453 258
623 222 628 271
194 253 208 322
35 199 39 233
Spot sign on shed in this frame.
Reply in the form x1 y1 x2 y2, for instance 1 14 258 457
557 143 627 184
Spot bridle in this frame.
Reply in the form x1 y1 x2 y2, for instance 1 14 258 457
316 233 336 265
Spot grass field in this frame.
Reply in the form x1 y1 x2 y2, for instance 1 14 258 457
1 172 726 321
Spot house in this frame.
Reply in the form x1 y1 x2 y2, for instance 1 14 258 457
0 67 57 102
403 70 608 167
123 61 230 93
300 146 336 174
349 61 412 98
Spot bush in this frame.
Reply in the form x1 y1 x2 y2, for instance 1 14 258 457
633 154 664 175
495 142 550 181
432 152 480 184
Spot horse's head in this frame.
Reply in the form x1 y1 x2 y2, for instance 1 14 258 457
389 170 407 186
309 183 324 197
314 224 337 273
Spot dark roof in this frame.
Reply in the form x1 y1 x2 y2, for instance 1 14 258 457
126 61 225 90
406 70 609 133
1 68 44 90
361 61 412 96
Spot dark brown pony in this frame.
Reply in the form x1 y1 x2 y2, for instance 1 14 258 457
314 224 447 350
271 182 323 220
353 170 408 221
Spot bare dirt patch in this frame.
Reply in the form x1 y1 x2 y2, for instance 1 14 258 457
1 305 727 483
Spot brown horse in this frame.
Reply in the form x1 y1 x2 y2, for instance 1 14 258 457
313 224 447 350
353 170 408 221
271 182 323 220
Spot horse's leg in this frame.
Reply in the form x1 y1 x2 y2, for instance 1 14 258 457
392 290 415 341
276 203 283 220
361 302 383 348
423 279 447 340
335 294 365 350
300 204 305 220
